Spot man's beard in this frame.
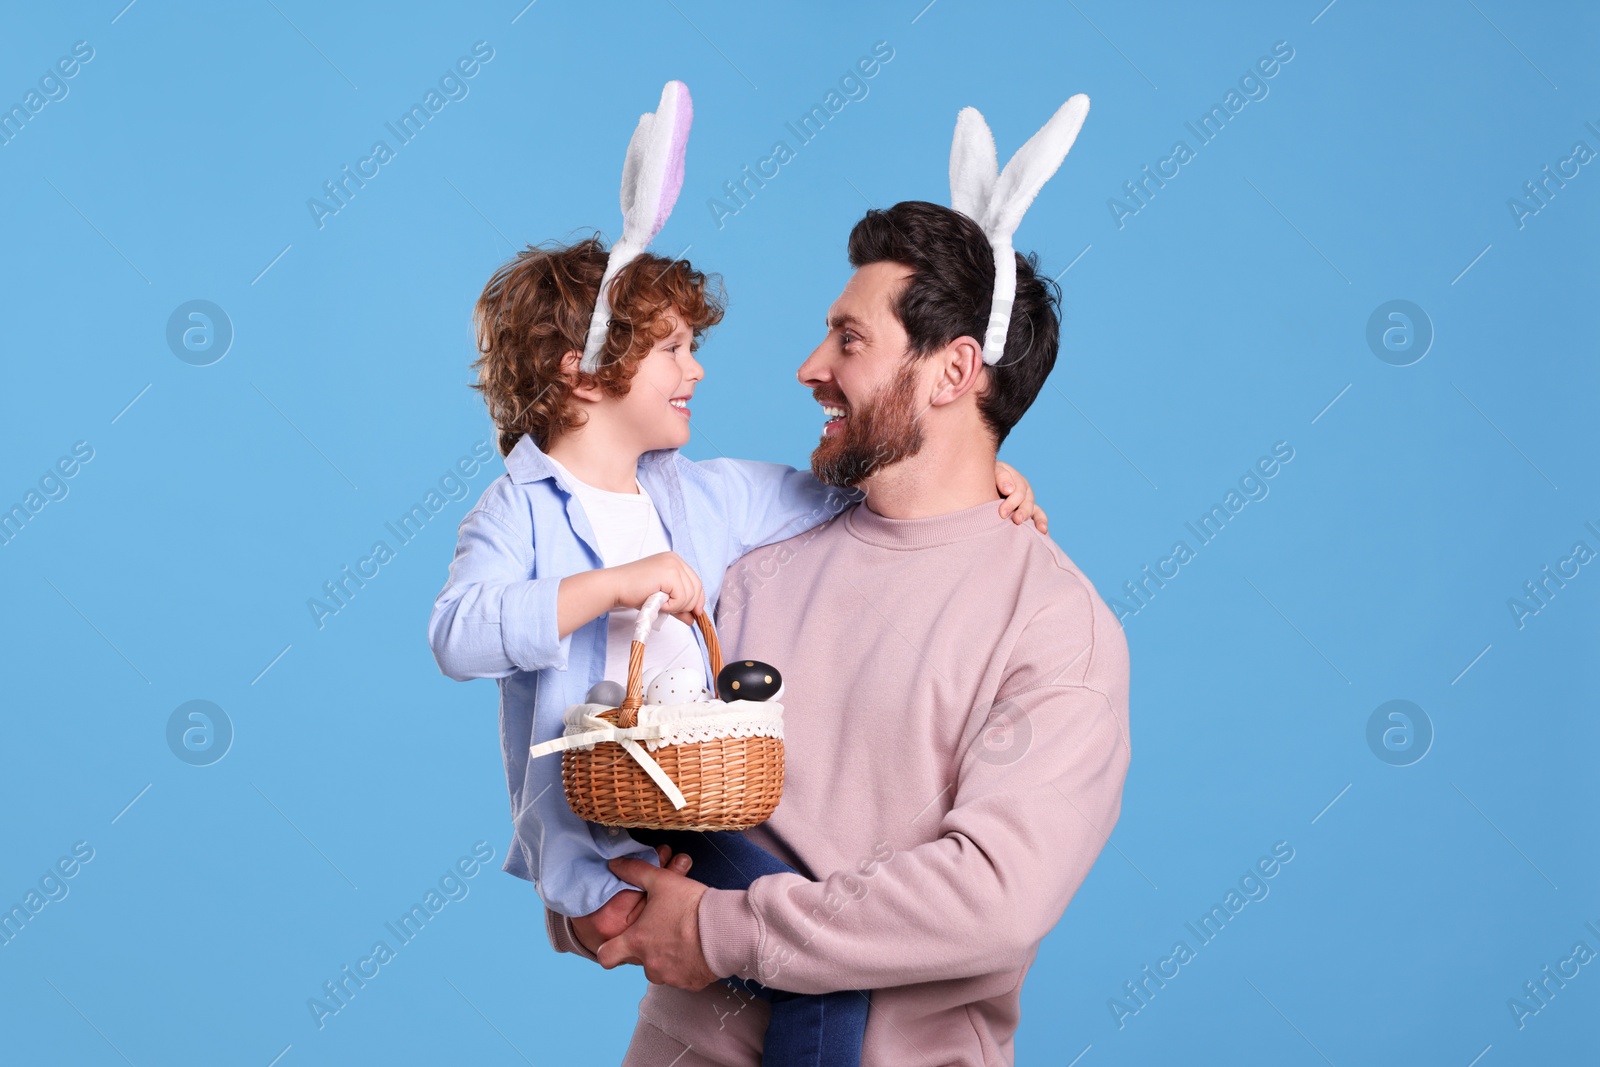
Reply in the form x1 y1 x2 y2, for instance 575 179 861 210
810 360 927 488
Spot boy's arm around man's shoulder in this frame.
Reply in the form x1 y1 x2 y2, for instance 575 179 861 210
685 457 860 557
428 484 572 681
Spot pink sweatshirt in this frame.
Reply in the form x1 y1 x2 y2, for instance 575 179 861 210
551 500 1131 1065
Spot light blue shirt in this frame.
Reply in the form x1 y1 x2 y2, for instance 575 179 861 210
428 434 856 917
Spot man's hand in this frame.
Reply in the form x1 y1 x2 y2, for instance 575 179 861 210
571 846 690 955
597 856 717 990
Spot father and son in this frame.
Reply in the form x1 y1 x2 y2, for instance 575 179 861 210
429 149 1131 1067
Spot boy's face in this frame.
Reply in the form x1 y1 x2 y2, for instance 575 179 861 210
613 314 703 452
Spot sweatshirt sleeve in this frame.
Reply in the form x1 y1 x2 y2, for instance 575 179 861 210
545 907 601 962
691 458 861 557
697 683 1130 993
428 504 572 680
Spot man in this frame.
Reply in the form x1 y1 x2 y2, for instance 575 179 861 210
549 200 1131 1065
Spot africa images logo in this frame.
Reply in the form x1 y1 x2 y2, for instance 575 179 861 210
306 42 495 230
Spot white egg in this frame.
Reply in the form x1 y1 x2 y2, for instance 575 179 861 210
645 666 711 705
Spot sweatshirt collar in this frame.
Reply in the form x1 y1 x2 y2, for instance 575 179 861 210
843 497 1015 550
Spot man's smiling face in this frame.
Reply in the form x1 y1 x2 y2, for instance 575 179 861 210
799 261 932 488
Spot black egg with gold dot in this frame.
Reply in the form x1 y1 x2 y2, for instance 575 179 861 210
718 659 781 702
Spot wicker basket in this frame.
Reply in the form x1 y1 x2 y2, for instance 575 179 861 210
554 593 784 831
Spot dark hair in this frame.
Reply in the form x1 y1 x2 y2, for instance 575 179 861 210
846 201 1060 447
472 235 724 455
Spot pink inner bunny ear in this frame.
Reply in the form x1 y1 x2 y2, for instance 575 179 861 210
649 82 693 239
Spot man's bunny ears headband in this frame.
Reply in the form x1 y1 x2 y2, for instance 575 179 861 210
949 93 1089 365
579 81 694 374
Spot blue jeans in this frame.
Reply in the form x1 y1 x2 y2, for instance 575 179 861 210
630 828 870 1067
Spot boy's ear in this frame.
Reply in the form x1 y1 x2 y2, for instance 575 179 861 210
561 349 605 403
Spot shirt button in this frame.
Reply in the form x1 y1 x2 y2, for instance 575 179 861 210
608 828 619 836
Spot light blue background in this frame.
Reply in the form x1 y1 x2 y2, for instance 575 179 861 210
2 1 1595 1064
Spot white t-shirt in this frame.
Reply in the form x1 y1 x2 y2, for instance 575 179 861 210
546 455 706 695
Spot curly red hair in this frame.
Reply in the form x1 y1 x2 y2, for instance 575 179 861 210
472 235 725 456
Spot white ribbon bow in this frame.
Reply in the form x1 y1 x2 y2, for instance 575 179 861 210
529 707 690 810
528 703 784 811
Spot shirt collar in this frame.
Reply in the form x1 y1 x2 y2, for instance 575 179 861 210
504 433 676 485
504 434 560 484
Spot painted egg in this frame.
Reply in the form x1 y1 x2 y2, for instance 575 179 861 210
584 680 626 708
717 660 782 702
645 666 711 705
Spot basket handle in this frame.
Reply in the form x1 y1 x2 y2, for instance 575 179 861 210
618 591 723 728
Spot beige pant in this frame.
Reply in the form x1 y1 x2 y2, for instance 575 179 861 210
622 1016 759 1067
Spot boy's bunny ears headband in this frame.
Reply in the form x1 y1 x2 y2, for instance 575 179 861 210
949 93 1089 365
580 81 694 374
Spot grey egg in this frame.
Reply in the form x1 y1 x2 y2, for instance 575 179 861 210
585 680 626 707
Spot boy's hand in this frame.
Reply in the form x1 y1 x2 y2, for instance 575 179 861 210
571 845 691 955
996 461 1048 534
610 552 705 625
573 888 643 954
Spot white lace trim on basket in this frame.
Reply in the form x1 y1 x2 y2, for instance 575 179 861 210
623 699 783 749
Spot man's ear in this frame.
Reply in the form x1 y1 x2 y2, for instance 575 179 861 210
927 335 986 408
561 350 606 403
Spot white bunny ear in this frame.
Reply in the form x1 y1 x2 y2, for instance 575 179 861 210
581 81 694 373
619 80 692 249
982 94 1088 239
949 93 1089 365
617 112 656 235
950 106 998 222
